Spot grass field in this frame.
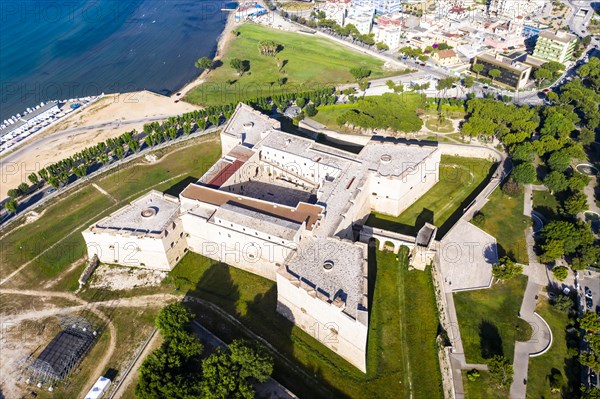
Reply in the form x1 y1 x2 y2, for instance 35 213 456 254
532 190 560 221
174 246 442 398
1 135 221 289
184 24 396 106
526 298 579 398
367 155 495 238
454 275 530 364
425 118 454 133
476 189 530 264
463 369 509 398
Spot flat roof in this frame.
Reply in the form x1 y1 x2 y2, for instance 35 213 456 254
538 30 577 44
93 190 180 234
215 203 302 240
360 137 438 177
181 183 323 230
285 238 366 318
222 103 281 147
476 52 530 72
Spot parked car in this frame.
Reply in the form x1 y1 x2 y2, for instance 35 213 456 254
586 287 593 299
586 297 593 309
591 371 598 388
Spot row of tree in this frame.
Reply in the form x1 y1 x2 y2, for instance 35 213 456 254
136 303 274 399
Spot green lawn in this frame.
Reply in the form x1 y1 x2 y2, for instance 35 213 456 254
476 189 530 264
532 190 560 221
367 155 495 238
1 135 221 289
175 246 442 399
454 275 531 364
312 103 357 132
0 185 113 280
184 24 396 106
463 369 509 398
526 298 579 398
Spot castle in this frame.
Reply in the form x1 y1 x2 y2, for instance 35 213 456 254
82 103 441 371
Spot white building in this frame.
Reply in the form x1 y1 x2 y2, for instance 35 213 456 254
321 0 350 26
83 190 188 271
488 0 545 18
354 0 403 14
373 15 403 49
82 103 441 373
345 4 375 35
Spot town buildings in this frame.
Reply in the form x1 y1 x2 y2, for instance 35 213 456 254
83 103 441 372
532 30 578 63
472 51 532 89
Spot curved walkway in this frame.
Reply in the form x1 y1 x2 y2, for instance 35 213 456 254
509 280 553 398
509 186 553 398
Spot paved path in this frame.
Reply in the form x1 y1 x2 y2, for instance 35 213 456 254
583 175 600 214
509 280 553 399
509 186 553 398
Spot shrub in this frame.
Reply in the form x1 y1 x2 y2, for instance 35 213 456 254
466 369 481 381
472 212 485 227
552 266 569 281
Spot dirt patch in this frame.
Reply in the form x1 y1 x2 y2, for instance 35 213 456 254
0 317 62 398
89 265 167 291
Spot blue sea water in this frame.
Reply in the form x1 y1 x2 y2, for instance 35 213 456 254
0 0 230 120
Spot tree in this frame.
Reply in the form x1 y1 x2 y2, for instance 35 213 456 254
472 63 484 78
579 127 596 145
534 67 552 86
376 41 389 51
7 189 19 198
580 351 600 372
156 303 192 337
510 142 535 162
257 40 280 56
492 256 523 280
552 265 569 281
28 173 39 185
463 75 475 88
552 295 574 313
350 66 371 80
549 370 564 393
437 77 459 91
547 149 571 172
303 103 317 117
487 355 513 387
544 171 568 193
562 191 588 215
230 58 249 76
17 182 29 195
5 199 18 214
488 69 501 82
195 56 213 70
511 163 536 184
201 340 273 399
580 311 600 332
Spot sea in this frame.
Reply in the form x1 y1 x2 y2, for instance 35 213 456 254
0 0 235 121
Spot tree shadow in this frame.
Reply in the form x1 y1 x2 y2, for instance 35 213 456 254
184 262 348 398
438 161 497 239
479 320 503 359
163 176 198 197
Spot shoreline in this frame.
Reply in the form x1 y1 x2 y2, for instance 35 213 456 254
174 11 237 99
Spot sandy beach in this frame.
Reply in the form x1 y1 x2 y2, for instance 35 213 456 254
0 12 238 200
